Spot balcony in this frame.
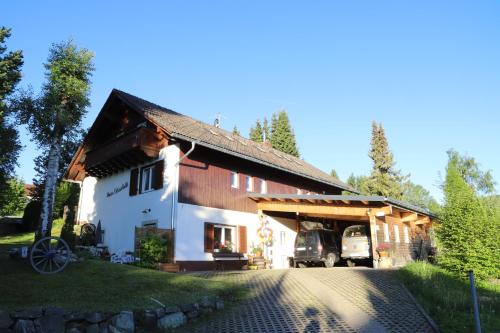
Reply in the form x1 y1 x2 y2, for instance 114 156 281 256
84 127 162 178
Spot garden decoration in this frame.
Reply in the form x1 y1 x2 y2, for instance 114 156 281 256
29 236 71 274
80 222 97 246
257 217 273 247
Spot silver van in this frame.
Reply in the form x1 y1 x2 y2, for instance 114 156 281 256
341 225 371 267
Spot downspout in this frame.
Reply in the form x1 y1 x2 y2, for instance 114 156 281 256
170 141 196 262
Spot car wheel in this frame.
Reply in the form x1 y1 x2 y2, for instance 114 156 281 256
325 253 336 268
347 259 356 267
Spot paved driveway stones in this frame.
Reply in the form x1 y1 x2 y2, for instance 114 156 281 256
180 267 435 333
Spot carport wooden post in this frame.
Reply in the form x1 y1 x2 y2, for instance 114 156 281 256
369 213 379 268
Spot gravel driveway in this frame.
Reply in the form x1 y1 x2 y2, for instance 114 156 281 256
180 267 435 333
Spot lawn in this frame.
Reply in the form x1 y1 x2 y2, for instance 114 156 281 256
0 221 246 312
398 262 500 333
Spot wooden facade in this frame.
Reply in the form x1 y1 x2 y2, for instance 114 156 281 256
178 144 342 213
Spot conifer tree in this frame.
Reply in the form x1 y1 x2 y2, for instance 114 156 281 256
232 125 240 136
269 110 300 157
365 121 406 198
249 119 264 142
438 150 499 280
330 169 339 179
263 117 270 142
0 27 23 213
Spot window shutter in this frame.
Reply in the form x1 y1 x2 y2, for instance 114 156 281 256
129 168 139 196
204 222 214 253
238 225 247 253
152 160 164 190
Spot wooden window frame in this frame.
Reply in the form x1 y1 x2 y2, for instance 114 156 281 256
383 223 389 242
394 224 400 243
403 225 410 243
230 171 239 189
204 222 247 254
245 175 253 192
260 179 267 194
140 165 155 193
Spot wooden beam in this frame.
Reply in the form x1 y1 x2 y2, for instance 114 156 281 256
303 213 370 222
361 200 369 205
256 201 392 217
341 200 351 205
415 216 431 225
401 212 418 223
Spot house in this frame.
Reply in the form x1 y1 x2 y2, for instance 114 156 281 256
65 89 435 270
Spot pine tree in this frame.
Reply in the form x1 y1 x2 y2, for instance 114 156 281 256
249 119 263 142
0 27 23 213
232 125 240 136
270 110 300 157
330 169 339 179
365 121 406 198
263 117 270 142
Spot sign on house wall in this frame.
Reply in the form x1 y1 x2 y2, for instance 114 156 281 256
106 182 128 198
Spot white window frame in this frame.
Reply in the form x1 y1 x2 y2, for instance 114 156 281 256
383 223 389 242
394 224 400 243
141 166 154 193
260 179 267 194
230 171 239 188
246 175 253 192
403 225 410 243
213 224 236 252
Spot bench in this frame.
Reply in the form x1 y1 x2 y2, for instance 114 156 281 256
212 252 247 271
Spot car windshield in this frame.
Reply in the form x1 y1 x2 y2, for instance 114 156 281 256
343 225 367 238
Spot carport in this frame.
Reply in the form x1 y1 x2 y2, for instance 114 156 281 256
248 194 436 268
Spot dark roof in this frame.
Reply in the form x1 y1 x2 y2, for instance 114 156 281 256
248 193 436 217
114 89 356 193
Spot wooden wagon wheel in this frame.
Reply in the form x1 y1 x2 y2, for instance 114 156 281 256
30 236 70 274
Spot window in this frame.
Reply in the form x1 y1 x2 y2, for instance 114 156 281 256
141 166 154 193
231 171 239 188
129 160 164 196
246 176 253 192
204 222 247 253
394 224 400 243
403 226 410 243
280 231 286 247
297 188 302 195
260 179 267 194
383 223 389 242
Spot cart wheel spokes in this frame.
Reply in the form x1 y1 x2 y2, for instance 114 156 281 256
30 236 70 274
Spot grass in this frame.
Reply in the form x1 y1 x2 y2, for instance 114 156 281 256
0 220 247 312
398 262 500 333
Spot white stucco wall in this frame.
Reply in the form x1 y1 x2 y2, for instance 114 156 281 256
78 144 180 254
175 203 298 269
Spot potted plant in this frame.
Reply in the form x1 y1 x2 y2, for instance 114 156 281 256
376 243 391 258
252 246 263 258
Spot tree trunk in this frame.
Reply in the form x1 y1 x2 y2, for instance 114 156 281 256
37 138 61 239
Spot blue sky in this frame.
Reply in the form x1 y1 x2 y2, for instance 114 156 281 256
3 1 499 201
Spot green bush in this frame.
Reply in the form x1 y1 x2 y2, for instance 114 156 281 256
137 233 169 268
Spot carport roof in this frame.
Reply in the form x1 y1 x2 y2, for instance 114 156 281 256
247 193 436 218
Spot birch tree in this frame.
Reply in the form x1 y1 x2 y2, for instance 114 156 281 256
15 40 93 238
